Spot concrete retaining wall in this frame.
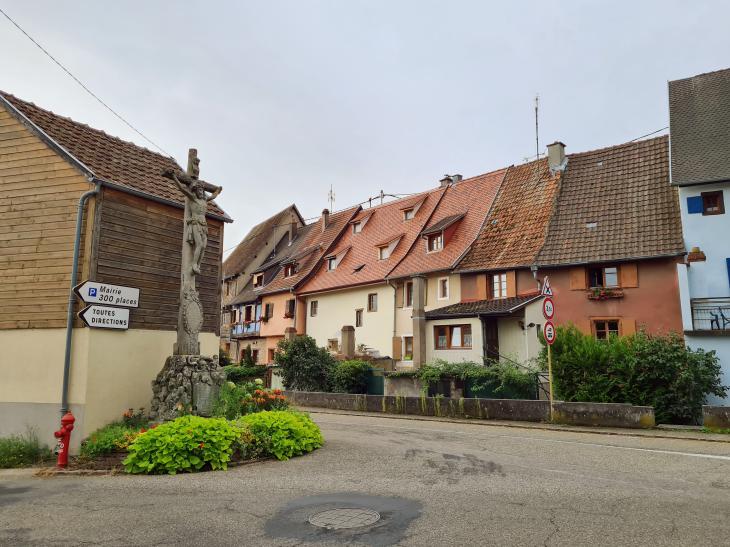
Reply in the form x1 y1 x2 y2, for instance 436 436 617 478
286 391 656 428
703 405 730 429
552 401 655 429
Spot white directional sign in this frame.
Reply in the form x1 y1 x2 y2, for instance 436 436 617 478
79 305 130 330
542 297 555 320
543 321 556 345
541 277 553 297
74 281 139 308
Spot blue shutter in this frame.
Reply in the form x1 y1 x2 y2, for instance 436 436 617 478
687 196 703 214
727 258 730 289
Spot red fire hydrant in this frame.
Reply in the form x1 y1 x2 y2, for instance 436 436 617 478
54 411 75 468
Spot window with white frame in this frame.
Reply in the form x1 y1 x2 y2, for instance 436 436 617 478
492 273 507 299
378 246 390 260
355 309 363 327
352 221 363 234
310 300 318 317
427 233 443 252
405 281 414 308
438 277 449 299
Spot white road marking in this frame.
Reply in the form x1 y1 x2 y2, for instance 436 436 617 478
313 415 730 461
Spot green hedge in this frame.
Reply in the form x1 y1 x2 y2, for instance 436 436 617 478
237 411 323 461
224 364 266 384
331 360 372 394
274 336 336 392
544 325 727 424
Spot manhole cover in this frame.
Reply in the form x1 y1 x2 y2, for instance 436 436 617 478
309 507 381 530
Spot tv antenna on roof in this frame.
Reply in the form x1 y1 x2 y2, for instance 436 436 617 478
328 185 335 211
534 94 540 160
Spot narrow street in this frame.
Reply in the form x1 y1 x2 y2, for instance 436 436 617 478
2 411 729 546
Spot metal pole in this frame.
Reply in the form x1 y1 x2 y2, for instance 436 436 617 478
60 182 100 414
547 343 554 421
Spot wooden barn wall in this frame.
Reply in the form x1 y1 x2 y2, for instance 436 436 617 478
0 104 93 329
94 187 222 334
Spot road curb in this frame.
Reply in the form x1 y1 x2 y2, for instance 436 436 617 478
299 407 730 443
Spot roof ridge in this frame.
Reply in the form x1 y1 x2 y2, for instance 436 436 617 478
0 90 176 161
567 134 668 159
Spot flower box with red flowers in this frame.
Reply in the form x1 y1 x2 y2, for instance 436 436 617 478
587 288 624 301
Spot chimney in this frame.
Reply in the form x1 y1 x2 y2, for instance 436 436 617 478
321 209 330 232
451 174 462 183
547 142 567 173
439 175 453 188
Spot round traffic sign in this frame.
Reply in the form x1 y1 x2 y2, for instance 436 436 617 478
544 321 556 345
542 297 555 320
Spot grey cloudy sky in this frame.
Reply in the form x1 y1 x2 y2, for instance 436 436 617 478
2 1 728 254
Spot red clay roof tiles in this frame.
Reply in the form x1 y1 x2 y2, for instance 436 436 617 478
1 91 228 219
456 160 560 272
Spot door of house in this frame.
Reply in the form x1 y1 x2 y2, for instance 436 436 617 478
482 318 499 361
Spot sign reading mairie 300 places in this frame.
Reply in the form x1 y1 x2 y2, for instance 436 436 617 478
74 281 140 308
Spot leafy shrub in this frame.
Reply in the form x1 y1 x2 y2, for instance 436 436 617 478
121 408 149 429
0 431 51 468
213 381 288 420
544 325 727 424
408 360 537 399
237 411 323 461
224 364 266 384
219 348 233 367
123 415 240 474
331 360 372 393
240 344 256 367
81 424 142 458
274 335 336 392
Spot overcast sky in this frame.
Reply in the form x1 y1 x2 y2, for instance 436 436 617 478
2 1 729 254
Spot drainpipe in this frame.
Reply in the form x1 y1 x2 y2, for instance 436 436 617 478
61 182 100 414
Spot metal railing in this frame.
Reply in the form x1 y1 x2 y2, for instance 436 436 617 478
231 321 261 338
691 297 730 331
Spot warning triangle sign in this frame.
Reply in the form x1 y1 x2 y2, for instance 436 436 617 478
541 277 553 297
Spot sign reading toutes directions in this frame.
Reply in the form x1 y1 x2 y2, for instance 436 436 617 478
74 281 140 307
74 280 139 331
79 305 130 330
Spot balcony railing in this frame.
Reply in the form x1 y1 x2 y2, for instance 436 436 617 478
231 321 261 338
691 298 730 332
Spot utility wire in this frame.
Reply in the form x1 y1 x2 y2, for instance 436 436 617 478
629 126 669 142
0 6 172 157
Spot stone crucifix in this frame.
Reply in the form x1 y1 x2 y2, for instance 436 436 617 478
162 149 222 355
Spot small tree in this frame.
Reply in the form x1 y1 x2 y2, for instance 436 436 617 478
331 360 372 394
240 344 256 367
274 335 336 392
218 348 233 367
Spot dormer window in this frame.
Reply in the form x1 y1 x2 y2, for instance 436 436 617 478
427 233 443 253
352 221 363 234
284 264 296 278
375 235 402 261
253 273 264 288
378 246 390 260
403 208 415 220
327 257 337 271
325 246 351 271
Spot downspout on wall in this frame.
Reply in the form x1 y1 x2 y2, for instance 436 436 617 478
61 182 100 414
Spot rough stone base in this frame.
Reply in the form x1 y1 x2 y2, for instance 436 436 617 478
150 354 225 421
703 405 730 429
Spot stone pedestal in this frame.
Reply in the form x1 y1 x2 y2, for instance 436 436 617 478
150 354 225 421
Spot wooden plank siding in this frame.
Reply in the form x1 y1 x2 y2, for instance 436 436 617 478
95 187 222 334
0 104 93 329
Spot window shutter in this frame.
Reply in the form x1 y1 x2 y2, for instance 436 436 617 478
395 282 404 308
621 318 636 335
620 263 638 288
392 337 402 360
569 267 587 290
506 270 517 298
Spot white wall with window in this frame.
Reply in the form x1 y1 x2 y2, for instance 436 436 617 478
305 284 395 358
425 317 483 363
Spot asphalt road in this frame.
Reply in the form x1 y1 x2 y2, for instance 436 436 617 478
2 411 730 546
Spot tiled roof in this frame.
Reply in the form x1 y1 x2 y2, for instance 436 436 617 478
0 91 228 219
669 68 730 186
230 279 258 306
390 169 506 278
537 136 684 265
261 206 360 295
223 205 303 278
456 161 559 272
299 189 445 294
426 294 541 319
254 224 316 273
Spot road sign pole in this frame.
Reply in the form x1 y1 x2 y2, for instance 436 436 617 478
547 344 554 421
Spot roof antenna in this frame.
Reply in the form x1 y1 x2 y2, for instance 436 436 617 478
379 189 384 205
534 94 540 160
328 184 335 212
